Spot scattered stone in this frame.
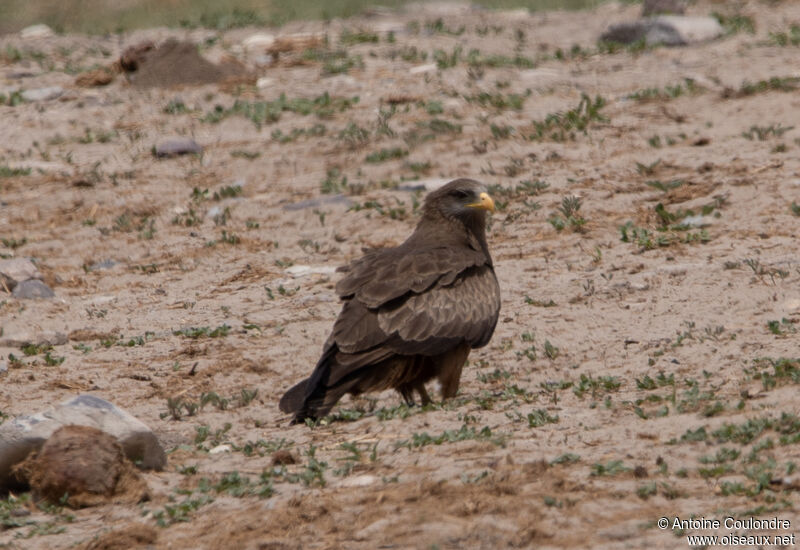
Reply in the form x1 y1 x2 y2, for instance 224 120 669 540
75 67 116 87
285 265 338 278
283 194 352 211
252 54 274 67
256 76 274 89
681 214 712 228
12 425 149 507
87 259 118 271
0 329 67 348
0 360 7 375
154 138 203 158
11 279 54 299
409 63 437 75
0 258 42 290
642 0 685 16
271 450 296 466
19 24 54 39
209 444 232 454
21 86 64 102
601 16 722 47
0 394 166 491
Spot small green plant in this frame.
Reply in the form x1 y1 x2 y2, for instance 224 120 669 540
464 90 530 111
0 164 30 180
397 425 504 449
173 324 231 339
768 25 800 46
548 195 587 232
646 179 684 192
365 147 408 163
163 99 190 114
712 12 755 35
735 76 800 97
321 168 348 194
530 94 607 141
204 93 359 128
627 79 698 101
590 460 630 476
337 122 370 149
340 28 379 45
527 409 559 427
551 453 580 465
741 124 793 141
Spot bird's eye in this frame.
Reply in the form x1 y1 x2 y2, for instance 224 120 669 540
451 189 470 199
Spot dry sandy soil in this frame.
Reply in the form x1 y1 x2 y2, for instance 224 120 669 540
1 1 800 548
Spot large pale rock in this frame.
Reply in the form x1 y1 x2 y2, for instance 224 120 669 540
0 395 165 491
20 24 54 39
601 16 722 47
0 258 42 291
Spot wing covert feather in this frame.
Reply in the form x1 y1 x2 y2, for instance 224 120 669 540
336 245 487 308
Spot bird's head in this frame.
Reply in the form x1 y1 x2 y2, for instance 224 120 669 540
422 178 495 226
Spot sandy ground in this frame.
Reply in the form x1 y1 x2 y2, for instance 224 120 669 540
1 1 800 548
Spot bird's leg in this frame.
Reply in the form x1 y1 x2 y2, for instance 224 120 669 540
416 383 432 406
399 385 416 406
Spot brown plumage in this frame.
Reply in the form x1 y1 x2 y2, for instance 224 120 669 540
279 178 501 423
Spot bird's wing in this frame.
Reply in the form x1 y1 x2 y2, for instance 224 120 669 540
332 263 500 362
378 264 500 355
335 245 487 308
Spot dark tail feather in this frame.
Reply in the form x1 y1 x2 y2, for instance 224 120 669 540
279 379 309 414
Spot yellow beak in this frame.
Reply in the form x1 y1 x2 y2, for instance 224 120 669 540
467 192 495 213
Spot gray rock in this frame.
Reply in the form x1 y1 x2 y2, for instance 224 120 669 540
0 329 67 348
283 194 352 211
0 395 166 490
154 138 203 158
21 86 64 102
11 279 54 299
0 258 42 290
642 0 685 16
601 16 722 47
0 360 7 374
87 259 118 271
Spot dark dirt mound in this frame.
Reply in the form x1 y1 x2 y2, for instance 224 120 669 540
121 39 251 88
13 425 150 508
82 523 158 550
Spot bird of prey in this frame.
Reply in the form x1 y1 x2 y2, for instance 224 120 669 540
279 178 500 423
